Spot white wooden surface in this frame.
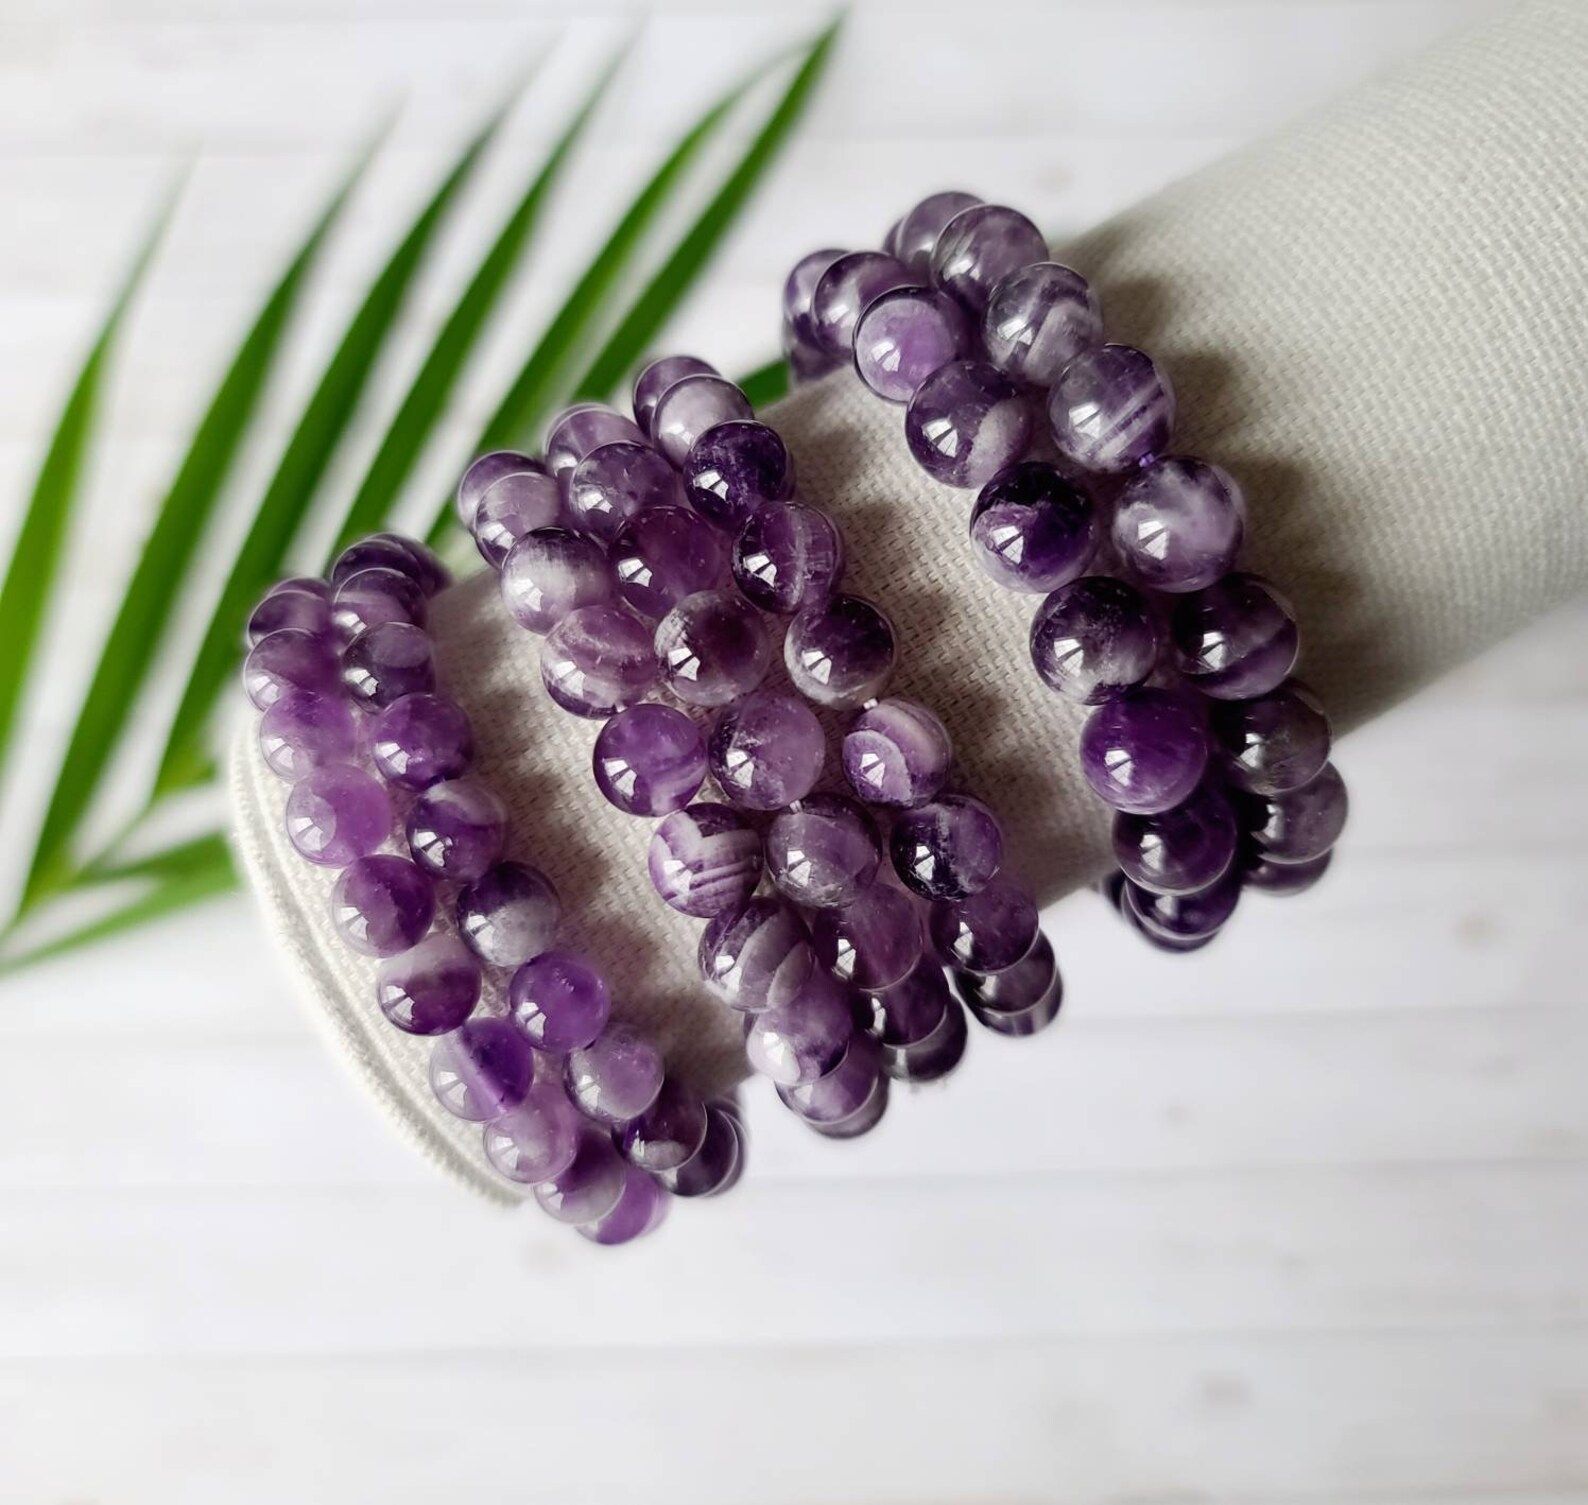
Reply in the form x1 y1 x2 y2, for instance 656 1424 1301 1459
5 1 1587 1500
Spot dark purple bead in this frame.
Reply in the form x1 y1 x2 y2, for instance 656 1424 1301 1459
782 248 847 350
455 861 560 969
785 593 897 708
633 355 717 439
284 763 392 867
778 1033 886 1129
471 469 563 568
905 359 1034 489
330 855 435 957
853 285 970 403
481 1084 581 1184
500 528 614 634
330 534 447 598
953 931 1062 1036
890 794 1004 900
1123 868 1241 942
884 994 968 1083
340 621 435 710
708 690 826 810
567 440 681 543
841 698 952 808
610 505 727 619
929 877 1039 973
247 584 331 645
376 933 481 1035
1242 762 1348 865
1170 573 1300 701
655 590 772 708
766 793 881 908
535 1124 627 1224
1211 680 1332 795
1080 687 1210 815
1048 343 1175 473
732 501 844 614
1113 781 1238 895
893 191 981 276
369 692 473 791
698 897 814 1013
648 802 763 917
541 603 659 718
1244 848 1333 895
810 881 922 991
1030 576 1160 704
620 1076 707 1172
258 689 359 781
405 777 507 883
545 405 645 491
810 251 913 356
1115 456 1245 593
428 1017 537 1122
983 261 1101 385
243 628 340 710
509 949 611 1052
744 968 854 1087
592 702 707 816
858 954 950 1046
653 376 752 468
660 1103 742 1196
681 419 795 531
564 1022 664 1127
970 461 1098 594
456 451 541 531
578 1163 670 1245
930 203 1047 314
330 566 425 641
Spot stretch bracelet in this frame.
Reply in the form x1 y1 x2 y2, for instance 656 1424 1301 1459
240 539 744 1243
781 193 1348 951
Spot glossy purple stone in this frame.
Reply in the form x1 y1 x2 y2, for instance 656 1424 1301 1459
681 419 795 531
500 528 614 634
1242 762 1348 865
592 702 707 816
660 1103 741 1196
654 590 772 708
369 692 473 791
810 251 913 356
766 793 881 908
632 354 718 439
970 461 1097 593
929 876 1038 973
541 603 659 718
905 359 1034 488
508 949 611 1052
930 203 1047 315
611 505 727 619
1123 868 1241 942
782 248 848 350
647 802 763 917
405 777 507 883
456 861 561 968
267 575 330 601
893 191 981 276
428 1017 537 1123
1115 456 1246 593
1170 573 1300 700
564 1022 664 1127
330 534 447 598
545 405 645 491
471 469 563 568
1211 680 1332 796
707 690 825 810
340 621 435 710
535 1124 627 1224
810 881 922 991
858 955 950 1046
840 698 951 807
1048 343 1175 473
806 1073 889 1139
243 628 340 710
732 501 844 614
330 566 425 641
1113 781 1238 896
785 593 897 708
376 932 481 1036
1080 687 1210 815
247 584 331 644
456 450 541 530
744 968 854 1087
890 794 1004 901
952 931 1062 1036
784 321 843 385
1030 576 1160 704
778 1033 885 1127
620 1076 707 1172
284 763 392 867
698 897 814 1013
853 285 970 402
258 689 359 780
330 854 435 958
1244 848 1332 895
884 994 968 1083
652 375 752 468
481 1084 581 1184
983 261 1102 385
578 1163 670 1245
568 440 681 542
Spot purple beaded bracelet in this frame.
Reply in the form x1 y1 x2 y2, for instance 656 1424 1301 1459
242 537 744 1242
783 193 1348 951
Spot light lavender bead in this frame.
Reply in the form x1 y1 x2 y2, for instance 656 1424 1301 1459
243 628 340 710
456 451 541 531
541 603 659 718
1029 576 1160 704
853 285 971 403
564 1022 664 1127
330 534 448 598
889 794 1004 901
654 590 772 708
369 692 472 791
258 689 359 781
633 354 717 438
782 248 847 350
698 897 815 1013
340 621 436 710
970 461 1098 594
930 203 1047 315
482 1084 582 1184
785 593 897 708
928 876 1039 974
568 440 681 542
732 501 844 614
1048 343 1175 474
778 1033 886 1128
535 1124 627 1225
330 854 435 958
500 527 614 635
330 566 425 641
1210 680 1332 795
766 793 881 908
1170 573 1300 700
376 932 481 1036
592 702 707 816
648 802 763 917
905 359 1034 488
1113 781 1238 896
471 469 563 568
455 860 560 969
652 375 753 468
660 1103 742 1196
578 1163 671 1245
682 419 795 530
509 949 611 1052
708 690 826 810
247 584 332 645
744 968 854 1087
1242 761 1348 866
1079 687 1210 815
405 776 507 883
545 404 645 492
611 505 727 619
1114 456 1245 593
810 251 913 356
810 881 922 991
892 190 981 276
429 1017 537 1123
841 697 952 807
284 763 391 867
983 261 1102 385
620 1076 708 1173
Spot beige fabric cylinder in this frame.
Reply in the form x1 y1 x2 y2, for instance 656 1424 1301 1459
231 0 1588 1204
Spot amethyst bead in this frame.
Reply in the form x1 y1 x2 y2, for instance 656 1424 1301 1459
567 441 680 542
500 528 613 635
243 628 340 710
258 689 359 780
284 763 391 867
859 954 950 1047
1112 781 1238 896
785 593 897 709
369 692 473 791
376 933 481 1036
611 505 727 618
892 190 981 277
884 995 968 1083
732 501 844 614
1242 762 1348 865
708 690 826 810
481 1084 581 1184
1080 687 1210 815
1030 576 1160 704
340 621 435 710
564 1022 664 1127
1115 457 1246 593
456 450 541 531
1048 344 1175 474
906 359 1034 489
810 881 922 991
647 802 763 917
508 949 611 1052
578 1164 670 1245
330 855 435 957
929 876 1038 973
330 566 425 641
541 603 659 718
1123 868 1241 942
455 861 560 968
853 286 970 403
545 405 645 490
970 462 1098 594
652 376 752 468
782 248 847 351
1211 680 1331 795
266 575 330 602
681 419 795 531
428 1017 537 1122
471 469 563 567
405 777 507 883
654 590 772 708
1170 573 1300 700
1244 848 1333 895
699 897 814 1013
890 794 1004 901
953 931 1062 1036
840 697 952 808
983 261 1102 385
766 793 881 908
247 584 331 644
330 534 447 597
592 702 707 816
778 1033 886 1128
807 1074 889 1139
535 1125 627 1225
744 968 854 1087
809 251 913 356
620 1077 708 1173
661 1103 742 1196
930 203 1047 315
633 354 717 439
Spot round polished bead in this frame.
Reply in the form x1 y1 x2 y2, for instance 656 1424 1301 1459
681 419 795 531
766 794 881 908
330 855 435 957
481 1084 581 1184
784 321 843 384
540 604 659 718
1123 868 1241 942
1080 687 1210 815
1170 573 1300 700
267 575 331 602
930 203 1047 315
647 802 763 917
806 1073 889 1139
535 1124 627 1225
1211 680 1331 795
890 794 1003 901
929 877 1038 973
983 261 1102 385
456 450 541 531
568 440 681 542
905 360 1034 489
284 763 391 867
243 628 340 710
858 954 950 1047
885 994 968 1083
654 590 772 708
258 689 359 781
376 932 481 1036
893 190 981 276
698 897 814 1013
500 528 613 635
732 501 844 614
1030 576 1160 704
564 1023 664 1127
810 881 922 991
592 702 706 816
428 1017 537 1122
853 285 970 402
405 777 507 883
1115 456 1245 593
611 505 727 618
785 594 897 709
744 968 854 1087
545 404 645 490
340 621 435 710
810 251 913 356
578 1163 670 1245
620 1077 707 1172
633 354 717 438
840 698 952 808
508 949 610 1052
1048 343 1175 473
368 692 472 791
247 584 332 644
782 248 847 350
455 860 560 969
471 469 563 568
1113 781 1238 896
330 566 425 641
1242 762 1348 865
330 534 448 598
970 461 1097 593
952 930 1062 1035
1244 848 1332 895
660 1103 742 1196
652 375 752 468
778 1033 886 1127
708 690 826 810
